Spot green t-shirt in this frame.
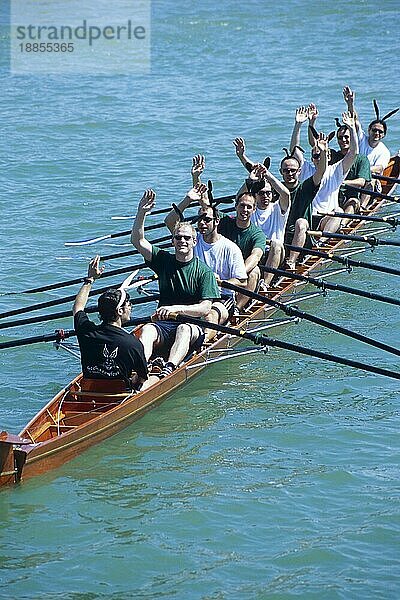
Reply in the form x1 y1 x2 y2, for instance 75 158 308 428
218 215 266 260
286 176 319 236
340 154 371 202
147 247 220 307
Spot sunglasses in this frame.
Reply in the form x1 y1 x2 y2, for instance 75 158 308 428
174 234 193 241
282 168 298 174
370 127 385 135
257 190 273 196
198 215 214 223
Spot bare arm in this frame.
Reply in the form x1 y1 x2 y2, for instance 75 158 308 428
154 299 213 320
307 103 319 147
290 106 308 166
233 137 256 172
164 183 208 232
341 111 359 174
131 189 156 262
73 255 104 316
244 248 264 274
251 163 291 213
312 134 328 187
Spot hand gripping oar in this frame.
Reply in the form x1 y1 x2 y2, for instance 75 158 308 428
308 230 400 248
219 281 400 358
170 315 400 382
260 266 400 308
318 211 400 227
286 243 400 277
342 184 399 202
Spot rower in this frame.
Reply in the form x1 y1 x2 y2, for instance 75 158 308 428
72 256 150 391
164 180 247 334
282 132 328 269
131 189 220 377
236 162 290 290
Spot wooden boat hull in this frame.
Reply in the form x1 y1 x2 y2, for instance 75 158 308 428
1 155 399 488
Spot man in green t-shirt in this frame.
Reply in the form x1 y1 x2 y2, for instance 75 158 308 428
131 189 220 377
218 193 266 310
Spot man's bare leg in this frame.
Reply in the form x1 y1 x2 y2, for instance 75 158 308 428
236 266 260 310
286 218 309 269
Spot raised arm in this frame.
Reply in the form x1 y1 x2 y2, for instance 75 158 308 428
341 111 359 174
289 106 308 166
307 103 319 147
164 183 208 233
73 255 104 316
312 133 328 187
252 164 290 213
233 137 256 172
131 189 156 262
191 154 205 186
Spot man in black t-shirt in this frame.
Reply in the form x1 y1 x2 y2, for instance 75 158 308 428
72 256 149 390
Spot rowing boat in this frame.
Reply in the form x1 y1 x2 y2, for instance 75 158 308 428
1 155 399 488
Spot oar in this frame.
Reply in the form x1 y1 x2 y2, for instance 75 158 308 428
0 269 158 320
0 295 159 330
0 316 152 350
65 194 237 246
171 315 400 381
318 211 400 227
111 194 236 220
219 281 400 358
260 266 400 308
286 242 400 277
372 173 400 185
288 242 400 276
343 184 399 202
309 230 400 248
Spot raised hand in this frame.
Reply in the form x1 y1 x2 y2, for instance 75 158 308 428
307 103 319 123
316 132 329 153
342 110 355 128
186 182 208 202
343 86 355 107
250 163 268 181
138 188 156 213
191 154 205 179
295 106 309 124
233 137 246 157
87 255 105 280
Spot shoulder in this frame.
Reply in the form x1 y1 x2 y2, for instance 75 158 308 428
74 310 94 332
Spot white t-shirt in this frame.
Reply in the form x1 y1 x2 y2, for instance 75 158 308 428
300 159 316 182
357 126 391 170
251 202 289 244
312 161 344 216
194 234 247 297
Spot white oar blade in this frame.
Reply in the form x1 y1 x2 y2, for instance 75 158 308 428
64 234 112 247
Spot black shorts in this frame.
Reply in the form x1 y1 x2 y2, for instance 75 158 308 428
153 320 205 352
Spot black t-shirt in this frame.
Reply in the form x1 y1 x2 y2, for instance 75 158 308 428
74 311 148 385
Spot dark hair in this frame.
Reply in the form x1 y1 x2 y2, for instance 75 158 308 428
235 191 256 206
98 289 130 323
336 125 350 137
368 119 387 135
280 155 301 170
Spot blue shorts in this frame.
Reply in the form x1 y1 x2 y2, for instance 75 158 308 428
153 320 205 352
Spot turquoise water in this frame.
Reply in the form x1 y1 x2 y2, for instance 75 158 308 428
1 0 400 598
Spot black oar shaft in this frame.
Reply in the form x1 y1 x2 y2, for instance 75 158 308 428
323 212 399 226
0 295 159 330
310 230 400 247
372 173 400 185
286 243 400 277
343 184 398 202
261 266 400 307
220 281 400 358
173 315 400 381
